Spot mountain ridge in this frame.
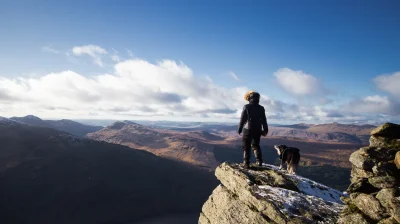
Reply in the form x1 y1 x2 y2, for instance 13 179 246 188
9 115 103 136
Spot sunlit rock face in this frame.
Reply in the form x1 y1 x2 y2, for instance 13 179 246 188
339 123 400 224
199 162 344 224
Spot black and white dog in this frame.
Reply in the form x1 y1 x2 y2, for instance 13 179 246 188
274 145 301 174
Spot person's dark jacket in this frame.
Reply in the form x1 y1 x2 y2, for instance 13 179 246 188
238 96 268 134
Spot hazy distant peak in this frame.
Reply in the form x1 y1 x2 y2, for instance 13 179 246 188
10 115 43 121
24 115 42 120
107 120 143 130
107 121 128 129
9 115 50 127
122 120 140 125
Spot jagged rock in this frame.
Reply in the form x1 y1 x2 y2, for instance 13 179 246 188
340 195 351 205
353 193 386 221
200 185 270 224
347 178 380 194
372 162 397 176
350 192 361 200
370 135 400 150
390 197 400 223
351 166 374 179
371 123 400 139
337 212 369 224
368 176 397 189
339 123 400 223
378 217 399 224
395 152 400 169
361 147 397 161
376 188 397 210
199 162 344 224
350 150 374 170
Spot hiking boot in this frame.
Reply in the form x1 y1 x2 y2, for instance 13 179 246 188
242 162 250 169
256 161 263 167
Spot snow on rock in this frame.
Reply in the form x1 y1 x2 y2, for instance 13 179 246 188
200 162 345 224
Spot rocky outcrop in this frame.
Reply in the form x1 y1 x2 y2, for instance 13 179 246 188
339 123 400 224
199 162 344 224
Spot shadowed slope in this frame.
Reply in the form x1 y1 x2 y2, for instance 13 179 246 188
0 121 218 224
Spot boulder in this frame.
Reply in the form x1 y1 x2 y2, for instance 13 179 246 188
368 176 397 189
353 193 386 221
372 162 397 176
390 197 400 223
378 217 399 224
362 147 397 161
347 178 380 194
337 212 369 224
376 188 397 210
340 195 351 205
199 163 344 224
351 166 374 179
349 150 374 170
395 152 400 169
371 123 400 139
370 135 400 150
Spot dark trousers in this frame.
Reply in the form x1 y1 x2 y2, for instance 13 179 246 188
242 129 263 164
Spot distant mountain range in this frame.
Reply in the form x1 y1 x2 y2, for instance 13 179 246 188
86 121 223 169
9 115 103 136
1 115 376 170
268 122 375 144
0 120 217 224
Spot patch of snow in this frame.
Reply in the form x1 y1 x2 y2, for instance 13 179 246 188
255 185 343 221
261 163 343 204
294 175 343 204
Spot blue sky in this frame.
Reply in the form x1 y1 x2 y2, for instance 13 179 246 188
0 0 399 124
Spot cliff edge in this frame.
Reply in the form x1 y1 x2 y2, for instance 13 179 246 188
199 162 345 224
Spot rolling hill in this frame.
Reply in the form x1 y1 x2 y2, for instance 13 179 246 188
86 121 221 169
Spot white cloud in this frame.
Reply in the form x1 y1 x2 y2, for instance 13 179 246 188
229 71 240 81
2 48 399 123
346 95 400 116
41 46 60 54
373 71 400 98
0 56 334 122
274 68 325 96
72 45 108 66
0 59 250 120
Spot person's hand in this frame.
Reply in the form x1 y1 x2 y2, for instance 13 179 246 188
238 128 242 136
262 131 268 136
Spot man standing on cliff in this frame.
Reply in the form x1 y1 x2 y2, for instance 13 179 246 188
238 91 269 168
